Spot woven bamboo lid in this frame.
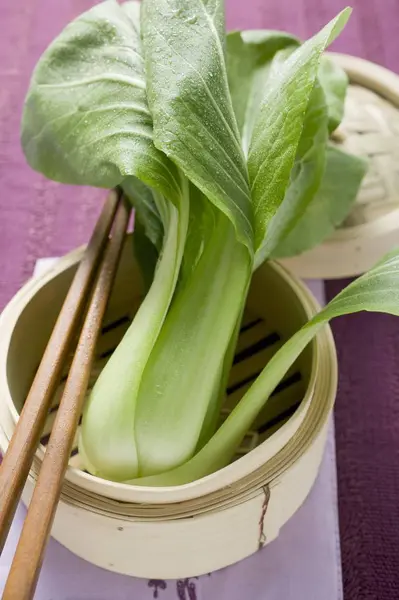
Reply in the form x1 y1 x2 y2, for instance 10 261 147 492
280 53 399 279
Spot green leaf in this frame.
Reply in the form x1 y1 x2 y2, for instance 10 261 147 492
21 0 180 203
127 248 399 486
226 30 299 154
141 0 254 252
21 0 188 311
46 1 195 480
272 146 367 258
314 250 399 320
318 55 348 133
247 9 351 251
254 78 329 266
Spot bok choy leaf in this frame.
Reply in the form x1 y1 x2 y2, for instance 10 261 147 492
247 9 351 253
226 30 299 155
272 146 367 258
21 1 179 202
21 0 190 479
141 0 254 252
254 78 329 264
129 0 254 476
318 55 349 133
22 0 382 487
227 30 359 264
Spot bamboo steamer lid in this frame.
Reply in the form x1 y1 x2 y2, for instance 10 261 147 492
280 53 399 279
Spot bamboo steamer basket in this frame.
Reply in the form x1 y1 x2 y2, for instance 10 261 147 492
0 236 337 578
281 53 399 279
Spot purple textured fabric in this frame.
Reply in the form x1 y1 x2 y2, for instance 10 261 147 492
325 283 399 600
0 0 103 314
1 1 399 599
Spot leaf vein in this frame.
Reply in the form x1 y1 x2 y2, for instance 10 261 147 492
152 25 243 159
38 73 146 90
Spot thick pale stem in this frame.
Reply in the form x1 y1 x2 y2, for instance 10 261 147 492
196 288 247 450
134 214 252 476
79 182 189 480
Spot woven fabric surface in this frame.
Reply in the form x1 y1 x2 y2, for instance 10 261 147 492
325 283 399 600
1 1 399 599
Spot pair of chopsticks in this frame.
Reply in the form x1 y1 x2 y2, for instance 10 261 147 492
0 189 131 600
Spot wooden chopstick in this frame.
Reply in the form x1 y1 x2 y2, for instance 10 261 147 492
0 189 120 553
2 198 131 600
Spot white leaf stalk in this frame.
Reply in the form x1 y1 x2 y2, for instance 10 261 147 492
80 175 190 479
134 213 252 476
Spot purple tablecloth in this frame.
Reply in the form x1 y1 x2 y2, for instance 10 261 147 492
1 1 399 599
325 285 399 600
